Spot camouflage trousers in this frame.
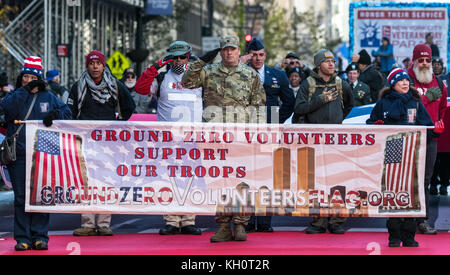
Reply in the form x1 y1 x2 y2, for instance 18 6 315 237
164 215 196 227
215 215 250 225
81 214 111 229
310 217 347 229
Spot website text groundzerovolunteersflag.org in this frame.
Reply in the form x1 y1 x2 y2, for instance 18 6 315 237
25 121 428 218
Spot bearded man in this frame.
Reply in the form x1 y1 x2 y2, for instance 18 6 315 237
293 49 353 234
407 43 447 235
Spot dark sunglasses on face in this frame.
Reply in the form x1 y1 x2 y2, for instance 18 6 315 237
418 58 431 64
173 55 188 60
290 61 300 65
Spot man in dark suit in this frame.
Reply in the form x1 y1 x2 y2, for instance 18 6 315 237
246 38 295 124
244 38 295 233
345 62 371 106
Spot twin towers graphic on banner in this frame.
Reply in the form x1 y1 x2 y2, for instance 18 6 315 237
217 147 370 218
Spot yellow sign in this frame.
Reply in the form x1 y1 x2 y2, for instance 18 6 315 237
106 51 131 79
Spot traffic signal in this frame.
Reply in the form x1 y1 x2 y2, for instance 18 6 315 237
244 34 253 53
244 34 253 43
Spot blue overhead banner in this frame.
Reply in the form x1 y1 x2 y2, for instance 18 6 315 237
146 0 173 15
349 2 450 68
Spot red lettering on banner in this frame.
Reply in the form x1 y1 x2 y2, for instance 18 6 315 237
257 133 268 144
144 187 156 204
236 166 246 178
223 166 234 178
351 134 363 145
338 133 348 145
91 130 102 141
146 165 157 177
325 133 335 145
105 130 117 141
366 134 375 145
181 166 193 177
312 133 322 144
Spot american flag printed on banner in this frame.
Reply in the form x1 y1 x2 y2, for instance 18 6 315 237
380 131 421 211
30 129 87 205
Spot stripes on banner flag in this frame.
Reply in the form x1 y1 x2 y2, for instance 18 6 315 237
30 129 87 205
381 131 420 211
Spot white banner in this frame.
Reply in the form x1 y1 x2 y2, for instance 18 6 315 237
25 121 428 217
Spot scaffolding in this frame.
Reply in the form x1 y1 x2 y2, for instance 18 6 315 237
0 0 140 87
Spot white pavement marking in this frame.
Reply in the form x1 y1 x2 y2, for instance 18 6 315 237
347 228 388 232
48 230 76 236
110 218 142 230
272 227 306 231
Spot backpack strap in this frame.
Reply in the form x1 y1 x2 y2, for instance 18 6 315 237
307 77 316 102
336 77 344 109
156 71 167 98
14 93 38 137
114 80 122 120
307 76 344 109
437 77 444 96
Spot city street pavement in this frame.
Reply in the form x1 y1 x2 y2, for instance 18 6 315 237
1 189 450 238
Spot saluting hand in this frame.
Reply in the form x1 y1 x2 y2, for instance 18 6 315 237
200 48 221 64
153 56 173 70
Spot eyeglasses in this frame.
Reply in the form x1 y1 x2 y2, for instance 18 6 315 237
173 55 188 60
323 59 336 65
418 58 431 64
290 61 301 65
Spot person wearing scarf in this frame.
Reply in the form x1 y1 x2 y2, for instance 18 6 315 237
0 56 72 251
67 50 135 237
135 41 203 236
367 68 444 247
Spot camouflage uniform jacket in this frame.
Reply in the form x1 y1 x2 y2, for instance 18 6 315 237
181 59 266 123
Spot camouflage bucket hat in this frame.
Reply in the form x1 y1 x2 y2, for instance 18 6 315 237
166 41 192 56
220 35 239 49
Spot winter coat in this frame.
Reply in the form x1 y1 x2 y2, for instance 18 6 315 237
407 67 447 124
358 64 386 103
260 65 295 123
48 81 69 104
372 44 395 73
293 69 353 124
0 87 72 157
366 87 436 137
68 78 135 121
348 80 371 106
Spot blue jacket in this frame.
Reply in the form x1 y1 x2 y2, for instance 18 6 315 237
0 87 72 157
372 44 395 73
261 66 295 123
366 88 438 138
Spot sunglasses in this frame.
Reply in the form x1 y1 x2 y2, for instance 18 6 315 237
418 58 431 64
290 61 300 65
173 55 188 60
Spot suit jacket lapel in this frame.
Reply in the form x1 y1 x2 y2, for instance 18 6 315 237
264 67 271 86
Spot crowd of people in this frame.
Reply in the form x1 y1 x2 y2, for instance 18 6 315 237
0 32 448 251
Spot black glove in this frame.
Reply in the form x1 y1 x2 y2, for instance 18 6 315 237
43 110 59 127
25 79 47 93
200 48 221 63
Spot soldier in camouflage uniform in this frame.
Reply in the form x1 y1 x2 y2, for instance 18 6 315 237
182 35 266 242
